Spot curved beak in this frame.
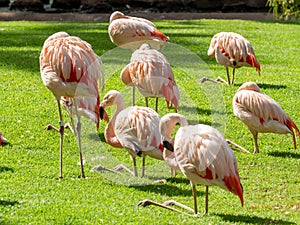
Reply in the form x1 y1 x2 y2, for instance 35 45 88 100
163 140 174 152
99 106 109 122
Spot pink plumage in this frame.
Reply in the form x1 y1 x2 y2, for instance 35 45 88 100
157 113 243 215
108 11 169 50
40 31 104 178
207 32 260 84
96 90 168 177
120 43 179 112
233 82 300 153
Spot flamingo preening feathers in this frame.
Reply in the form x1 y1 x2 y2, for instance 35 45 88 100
40 31 104 178
120 43 180 112
233 82 300 154
138 113 244 215
108 11 169 51
204 32 260 85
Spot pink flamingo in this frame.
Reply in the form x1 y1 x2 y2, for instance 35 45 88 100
202 32 260 85
108 11 169 51
40 31 104 178
138 113 244 215
120 43 179 112
233 82 300 153
93 90 170 177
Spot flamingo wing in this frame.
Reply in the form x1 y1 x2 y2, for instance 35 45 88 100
108 14 168 49
40 33 103 99
175 124 243 205
125 44 179 109
208 32 260 72
233 89 291 133
114 106 161 154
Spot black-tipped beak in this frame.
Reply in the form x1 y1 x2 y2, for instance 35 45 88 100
163 140 174 152
99 106 105 120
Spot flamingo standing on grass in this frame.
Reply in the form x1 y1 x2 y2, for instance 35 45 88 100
233 82 300 154
108 11 169 51
202 32 260 85
40 31 104 178
93 90 175 177
138 113 244 215
120 43 180 112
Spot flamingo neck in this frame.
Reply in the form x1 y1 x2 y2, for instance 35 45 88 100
104 100 124 149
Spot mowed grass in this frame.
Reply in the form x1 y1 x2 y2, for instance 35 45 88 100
0 18 299 224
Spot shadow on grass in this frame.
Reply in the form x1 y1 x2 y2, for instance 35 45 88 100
215 213 296 225
233 82 287 90
268 151 300 159
130 182 204 197
0 199 19 207
0 166 14 173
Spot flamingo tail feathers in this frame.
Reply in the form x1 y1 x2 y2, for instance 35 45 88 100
151 28 169 42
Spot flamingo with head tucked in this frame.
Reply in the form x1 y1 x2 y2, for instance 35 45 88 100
120 43 179 112
202 32 260 85
40 31 104 178
108 11 169 51
233 82 300 154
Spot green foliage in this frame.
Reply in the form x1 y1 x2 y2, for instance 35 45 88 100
0 19 300 224
266 0 300 19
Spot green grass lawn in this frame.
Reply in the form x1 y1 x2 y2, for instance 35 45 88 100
0 18 299 224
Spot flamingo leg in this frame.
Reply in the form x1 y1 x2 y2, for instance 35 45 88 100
155 97 158 112
204 186 208 215
141 157 146 177
145 97 149 107
73 99 85 178
56 100 64 179
129 155 138 177
192 183 198 215
252 132 259 154
231 68 236 85
226 67 231 85
226 139 251 154
132 86 135 106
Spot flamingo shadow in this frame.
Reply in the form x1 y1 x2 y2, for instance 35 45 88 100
215 213 296 225
0 166 14 173
267 151 300 159
0 199 19 207
130 183 205 197
233 82 287 90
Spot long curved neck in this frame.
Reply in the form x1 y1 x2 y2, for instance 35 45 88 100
162 114 188 172
104 99 125 149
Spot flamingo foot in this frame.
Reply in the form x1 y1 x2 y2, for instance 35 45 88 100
226 139 251 154
200 76 229 85
137 199 194 216
44 123 73 133
92 165 120 174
